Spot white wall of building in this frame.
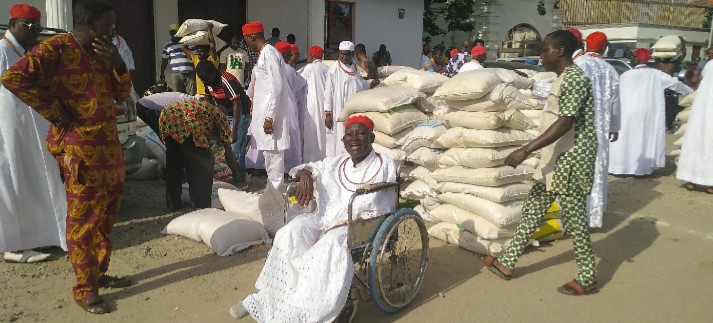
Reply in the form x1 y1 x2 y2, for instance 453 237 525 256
247 0 310 61
153 0 179 79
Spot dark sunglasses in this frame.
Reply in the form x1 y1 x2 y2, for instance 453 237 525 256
16 20 43 32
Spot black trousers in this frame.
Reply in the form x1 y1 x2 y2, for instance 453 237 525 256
136 102 162 135
165 137 214 210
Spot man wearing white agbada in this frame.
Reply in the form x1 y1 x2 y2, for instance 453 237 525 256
677 61 713 193
0 4 67 263
297 45 330 162
275 41 307 170
243 21 291 190
324 41 379 157
609 48 692 176
572 31 621 229
230 116 397 322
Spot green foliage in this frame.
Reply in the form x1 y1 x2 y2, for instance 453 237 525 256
704 8 713 29
423 0 476 38
537 0 547 16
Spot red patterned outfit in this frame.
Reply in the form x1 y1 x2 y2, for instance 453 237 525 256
2 33 132 301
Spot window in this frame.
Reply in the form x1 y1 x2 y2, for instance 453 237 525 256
325 1 355 59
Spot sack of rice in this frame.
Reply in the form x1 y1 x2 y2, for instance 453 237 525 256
679 91 696 108
436 127 536 148
355 105 427 134
408 165 438 187
438 147 519 169
446 83 535 112
421 195 442 213
413 96 448 114
377 65 415 77
428 222 511 256
372 143 406 161
435 182 532 203
339 86 422 121
180 31 226 50
675 108 691 123
374 128 410 148
414 204 438 223
431 165 535 187
175 19 228 37
406 147 445 170
429 204 516 239
651 35 684 60
673 123 687 137
400 180 433 200
433 70 502 100
399 119 448 148
384 69 449 93
438 192 523 228
402 138 431 154
481 68 534 89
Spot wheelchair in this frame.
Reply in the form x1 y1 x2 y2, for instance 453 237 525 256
284 179 429 322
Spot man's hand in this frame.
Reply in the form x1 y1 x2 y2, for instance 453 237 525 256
369 79 380 89
263 118 274 134
609 131 618 142
504 147 529 168
295 169 314 206
325 113 333 130
92 36 124 70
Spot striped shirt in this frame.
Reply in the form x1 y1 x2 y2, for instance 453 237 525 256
205 71 249 117
162 40 193 74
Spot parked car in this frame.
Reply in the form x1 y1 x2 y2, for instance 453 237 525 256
0 24 144 175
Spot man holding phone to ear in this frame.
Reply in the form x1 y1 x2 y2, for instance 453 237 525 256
2 0 133 315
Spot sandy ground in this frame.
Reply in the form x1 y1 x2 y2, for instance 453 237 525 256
1 135 712 323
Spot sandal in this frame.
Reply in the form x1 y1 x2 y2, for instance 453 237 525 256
685 183 696 191
3 250 50 263
556 280 599 296
75 294 110 314
98 275 133 289
480 256 512 280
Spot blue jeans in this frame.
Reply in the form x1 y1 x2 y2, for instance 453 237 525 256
229 114 252 183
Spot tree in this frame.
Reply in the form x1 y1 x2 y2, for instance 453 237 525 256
423 0 476 41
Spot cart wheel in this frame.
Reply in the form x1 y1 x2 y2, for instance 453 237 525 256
368 208 428 313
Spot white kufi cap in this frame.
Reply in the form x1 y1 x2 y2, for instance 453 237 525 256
339 41 355 51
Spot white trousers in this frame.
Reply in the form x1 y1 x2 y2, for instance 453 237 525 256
262 150 285 190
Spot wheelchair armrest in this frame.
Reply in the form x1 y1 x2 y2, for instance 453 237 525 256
355 181 400 195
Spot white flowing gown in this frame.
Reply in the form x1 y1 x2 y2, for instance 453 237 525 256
677 61 713 186
284 64 307 170
242 150 397 322
0 31 67 252
609 65 692 175
323 61 369 157
574 53 620 228
298 60 329 163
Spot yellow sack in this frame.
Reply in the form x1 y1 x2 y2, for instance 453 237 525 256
530 217 563 242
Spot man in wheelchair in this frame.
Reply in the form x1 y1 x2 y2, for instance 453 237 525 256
230 115 398 322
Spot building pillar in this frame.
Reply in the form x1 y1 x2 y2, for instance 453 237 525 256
45 0 72 31
476 1 502 61
308 0 325 49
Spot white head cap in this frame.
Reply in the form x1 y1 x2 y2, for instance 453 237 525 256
339 41 355 51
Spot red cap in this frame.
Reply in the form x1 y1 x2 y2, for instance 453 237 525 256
586 31 608 52
450 48 459 57
471 45 487 57
633 48 651 63
289 43 299 54
10 4 41 21
345 115 374 131
308 45 323 58
275 41 291 55
242 21 264 36
567 28 583 47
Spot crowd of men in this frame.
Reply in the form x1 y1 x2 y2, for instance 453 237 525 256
1 0 712 319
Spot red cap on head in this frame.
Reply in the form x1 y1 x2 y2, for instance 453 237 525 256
345 115 374 131
450 48 459 57
275 41 291 55
10 4 41 21
633 48 651 63
242 21 264 36
471 45 487 57
289 43 299 54
586 31 608 52
308 45 323 58
567 28 583 47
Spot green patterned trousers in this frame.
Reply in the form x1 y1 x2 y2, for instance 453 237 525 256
498 181 596 285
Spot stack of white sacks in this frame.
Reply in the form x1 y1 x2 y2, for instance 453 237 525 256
175 19 228 51
670 90 697 163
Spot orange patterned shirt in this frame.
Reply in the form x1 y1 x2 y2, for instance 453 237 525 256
159 99 231 148
1 33 132 188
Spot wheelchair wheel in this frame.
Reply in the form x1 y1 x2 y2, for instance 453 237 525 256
368 208 428 313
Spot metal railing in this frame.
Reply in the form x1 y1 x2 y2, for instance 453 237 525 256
559 0 710 29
